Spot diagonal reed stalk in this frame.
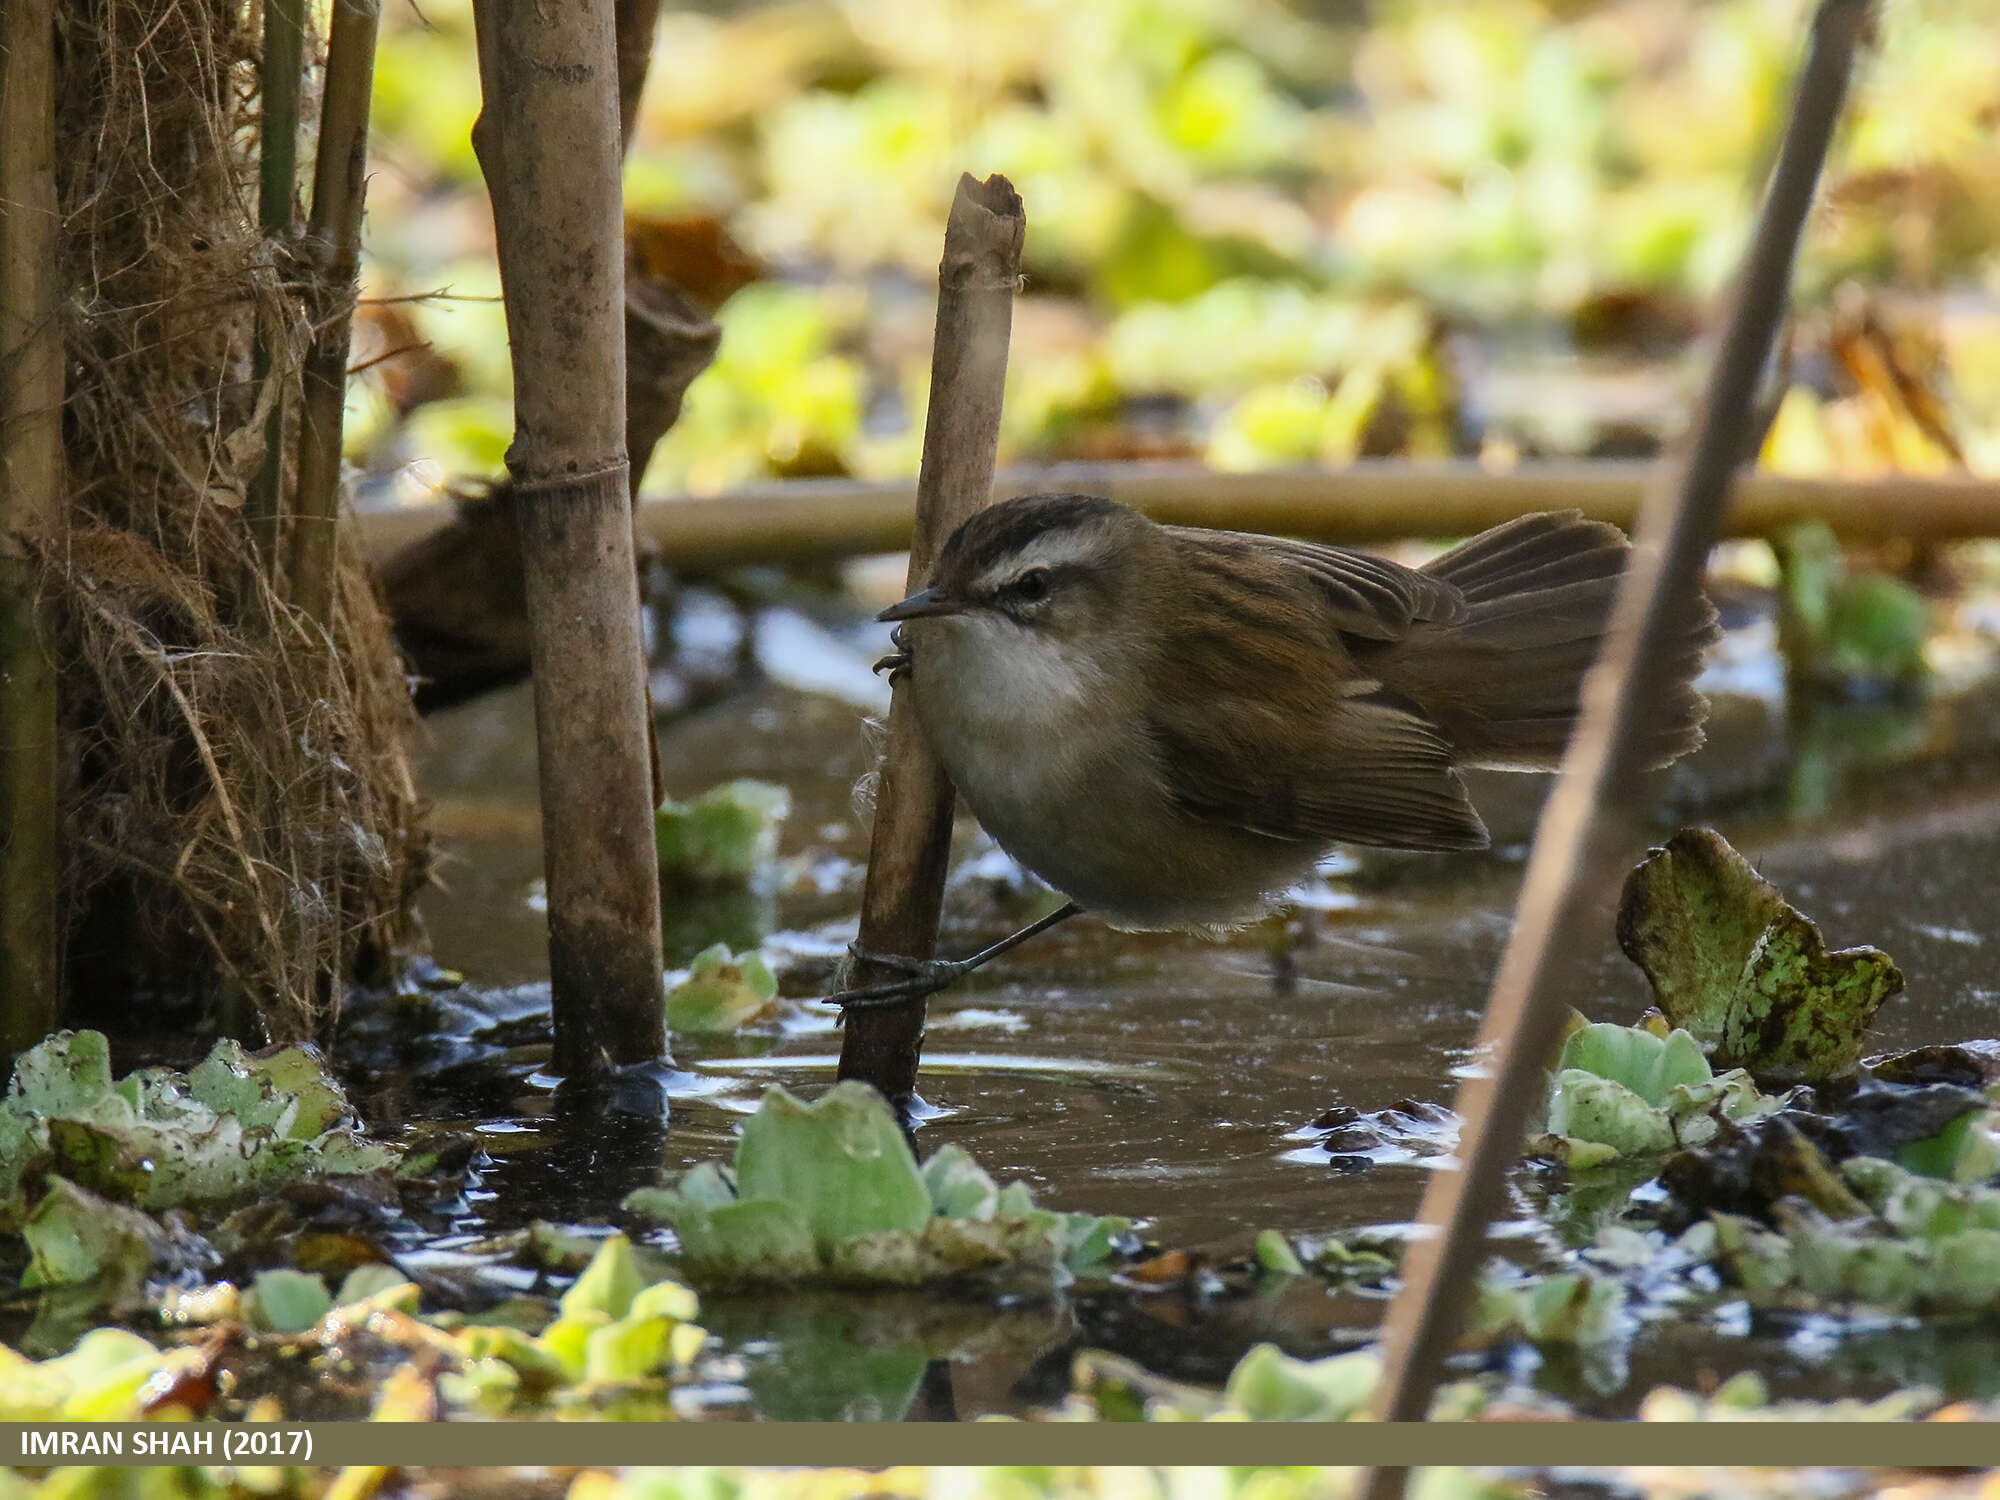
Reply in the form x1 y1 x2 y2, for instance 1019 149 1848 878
1359 0 1873 1479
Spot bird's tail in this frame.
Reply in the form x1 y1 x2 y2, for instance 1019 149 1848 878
1387 511 1717 770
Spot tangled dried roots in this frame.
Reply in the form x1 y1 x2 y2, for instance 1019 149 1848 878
45 0 427 1041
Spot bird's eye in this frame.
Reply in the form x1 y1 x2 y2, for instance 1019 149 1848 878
1010 568 1051 604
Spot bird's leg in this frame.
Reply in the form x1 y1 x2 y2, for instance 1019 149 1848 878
824 901 1084 1012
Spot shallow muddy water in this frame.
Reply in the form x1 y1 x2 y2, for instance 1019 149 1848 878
346 590 2000 1420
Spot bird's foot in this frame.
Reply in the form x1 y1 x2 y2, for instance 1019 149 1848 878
872 625 913 683
821 944 969 1012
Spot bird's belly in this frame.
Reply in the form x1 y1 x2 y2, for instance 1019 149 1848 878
909 649 1312 929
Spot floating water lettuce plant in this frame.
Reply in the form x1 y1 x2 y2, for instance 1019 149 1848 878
444 1235 706 1410
0 1031 397 1229
1774 520 1931 692
664 943 779 1035
1471 1268 1628 1348
1221 1345 1382 1421
1536 1020 1783 1169
1617 827 1903 1086
624 1081 1133 1287
0 1328 199 1422
655 779 791 887
1681 1152 2000 1316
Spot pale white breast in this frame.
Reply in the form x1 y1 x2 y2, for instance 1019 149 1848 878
906 613 1113 817
902 614 1306 928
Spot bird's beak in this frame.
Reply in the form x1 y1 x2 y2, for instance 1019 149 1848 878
877 586 964 622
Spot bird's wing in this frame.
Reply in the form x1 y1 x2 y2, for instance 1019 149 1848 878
1146 527 1487 853
1146 682 1490 853
1166 527 1466 641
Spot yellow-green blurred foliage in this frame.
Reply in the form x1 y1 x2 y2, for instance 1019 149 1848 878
354 0 2000 493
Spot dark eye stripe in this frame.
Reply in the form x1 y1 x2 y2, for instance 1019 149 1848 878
986 561 1093 619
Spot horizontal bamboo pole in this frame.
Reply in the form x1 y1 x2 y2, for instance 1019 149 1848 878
359 462 2000 565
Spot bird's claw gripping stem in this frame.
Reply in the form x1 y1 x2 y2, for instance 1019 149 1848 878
822 945 969 1012
872 624 913 683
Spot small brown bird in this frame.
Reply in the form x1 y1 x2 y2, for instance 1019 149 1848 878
833 493 1716 1007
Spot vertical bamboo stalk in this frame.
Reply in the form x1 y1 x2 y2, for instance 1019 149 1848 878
1360 0 1870 1470
836 174 1024 1107
288 0 380 629
471 0 666 1074
0 0 65 1061
246 0 307 574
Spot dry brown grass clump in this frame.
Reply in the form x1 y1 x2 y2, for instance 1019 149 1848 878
43 0 426 1041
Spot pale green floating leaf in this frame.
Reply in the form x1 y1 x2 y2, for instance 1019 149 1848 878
20 1178 161 1295
1897 1108 2000 1184
1557 1023 1712 1106
920 1143 997 1221
246 1269 333 1334
0 1030 397 1232
628 1278 699 1325
628 1081 1130 1286
0 1327 175 1421
665 943 779 1035
456 1324 570 1388
1223 1344 1380 1421
734 1082 931 1253
1475 1270 1626 1347
1061 1210 1132 1273
560 1235 645 1323
7 1032 115 1116
1931 1228 2000 1310
584 1314 672 1385
655 780 791 886
1254 1228 1305 1276
694 1198 820 1281
333 1265 416 1312
1546 1071 1676 1159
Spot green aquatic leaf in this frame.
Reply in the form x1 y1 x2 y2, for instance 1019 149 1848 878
1474 1269 1627 1347
559 1235 645 1323
1617 827 1902 1085
1223 1344 1381 1421
188 1040 350 1140
1546 1071 1676 1159
7 1032 115 1116
919 1143 998 1221
20 1178 162 1295
333 1265 417 1312
734 1083 932 1253
1254 1228 1305 1275
655 780 792 887
245 1269 333 1334
629 1082 1130 1286
0 1030 396 1230
1896 1108 2000 1184
664 943 779 1035
0 1327 177 1422
1557 1022 1712 1106
693 1199 820 1281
